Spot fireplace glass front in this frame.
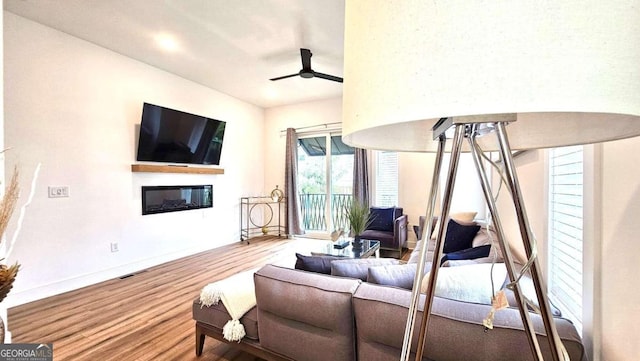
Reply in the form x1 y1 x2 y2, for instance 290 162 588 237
141 185 212 215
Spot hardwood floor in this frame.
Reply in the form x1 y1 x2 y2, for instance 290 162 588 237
7 236 323 361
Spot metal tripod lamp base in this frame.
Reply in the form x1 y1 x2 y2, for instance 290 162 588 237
401 117 569 361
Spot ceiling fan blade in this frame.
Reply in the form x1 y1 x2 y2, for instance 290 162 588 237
270 73 299 81
313 72 343 83
300 48 312 70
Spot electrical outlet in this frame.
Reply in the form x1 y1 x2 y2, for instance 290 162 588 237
48 186 70 198
110 242 119 253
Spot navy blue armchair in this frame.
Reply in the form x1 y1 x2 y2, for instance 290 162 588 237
359 207 408 258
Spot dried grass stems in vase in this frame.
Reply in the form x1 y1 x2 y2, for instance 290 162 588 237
0 166 20 303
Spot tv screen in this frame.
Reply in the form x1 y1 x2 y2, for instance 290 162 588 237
136 103 226 165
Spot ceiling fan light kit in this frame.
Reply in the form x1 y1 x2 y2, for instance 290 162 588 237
270 48 343 83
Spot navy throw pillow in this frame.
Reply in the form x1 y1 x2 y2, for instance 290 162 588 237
442 219 481 253
440 244 491 265
294 253 341 274
367 207 395 232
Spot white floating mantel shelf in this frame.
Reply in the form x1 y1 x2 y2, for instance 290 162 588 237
131 164 224 175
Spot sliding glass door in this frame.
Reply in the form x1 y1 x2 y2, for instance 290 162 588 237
297 133 354 236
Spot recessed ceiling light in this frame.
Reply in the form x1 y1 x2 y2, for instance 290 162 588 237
154 33 179 52
263 87 279 100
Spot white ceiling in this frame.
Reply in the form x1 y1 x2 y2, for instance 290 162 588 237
4 0 346 109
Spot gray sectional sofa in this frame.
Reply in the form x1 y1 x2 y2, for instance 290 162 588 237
192 263 586 361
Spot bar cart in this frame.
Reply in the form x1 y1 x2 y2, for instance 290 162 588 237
240 195 285 243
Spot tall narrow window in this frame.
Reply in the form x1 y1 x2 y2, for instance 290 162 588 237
548 145 584 333
374 151 398 207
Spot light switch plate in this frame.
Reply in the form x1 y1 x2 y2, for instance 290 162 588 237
48 186 69 198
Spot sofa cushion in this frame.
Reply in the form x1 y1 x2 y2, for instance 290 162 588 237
192 297 259 340
330 258 400 281
367 207 396 232
443 219 481 253
254 265 361 361
504 274 563 317
420 263 508 304
471 226 504 262
352 282 586 361
294 253 341 274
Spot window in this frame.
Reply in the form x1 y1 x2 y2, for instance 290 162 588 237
548 145 584 333
374 151 398 207
297 134 354 233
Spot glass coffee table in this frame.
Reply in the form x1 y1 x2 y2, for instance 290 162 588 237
312 239 380 259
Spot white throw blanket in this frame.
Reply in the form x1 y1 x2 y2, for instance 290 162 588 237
199 269 258 342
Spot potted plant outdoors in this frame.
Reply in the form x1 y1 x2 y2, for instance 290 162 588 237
345 201 372 249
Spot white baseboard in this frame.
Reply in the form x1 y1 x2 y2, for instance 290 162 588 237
3 243 224 308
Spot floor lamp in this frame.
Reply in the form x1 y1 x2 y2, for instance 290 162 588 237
341 1 640 360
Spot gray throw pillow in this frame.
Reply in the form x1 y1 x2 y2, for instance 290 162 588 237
330 258 400 281
367 262 433 290
294 253 342 274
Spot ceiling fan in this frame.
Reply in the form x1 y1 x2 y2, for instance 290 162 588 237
270 48 343 83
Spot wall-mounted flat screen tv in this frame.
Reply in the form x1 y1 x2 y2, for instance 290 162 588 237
136 103 226 165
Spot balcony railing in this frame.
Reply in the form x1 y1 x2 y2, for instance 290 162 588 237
299 193 353 231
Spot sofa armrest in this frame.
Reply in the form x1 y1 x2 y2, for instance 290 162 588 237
394 214 408 248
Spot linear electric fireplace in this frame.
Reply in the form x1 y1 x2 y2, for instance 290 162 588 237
141 185 212 215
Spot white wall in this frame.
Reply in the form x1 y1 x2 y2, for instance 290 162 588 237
398 152 437 245
0 3 3 174
494 150 546 265
3 12 265 307
600 136 640 360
